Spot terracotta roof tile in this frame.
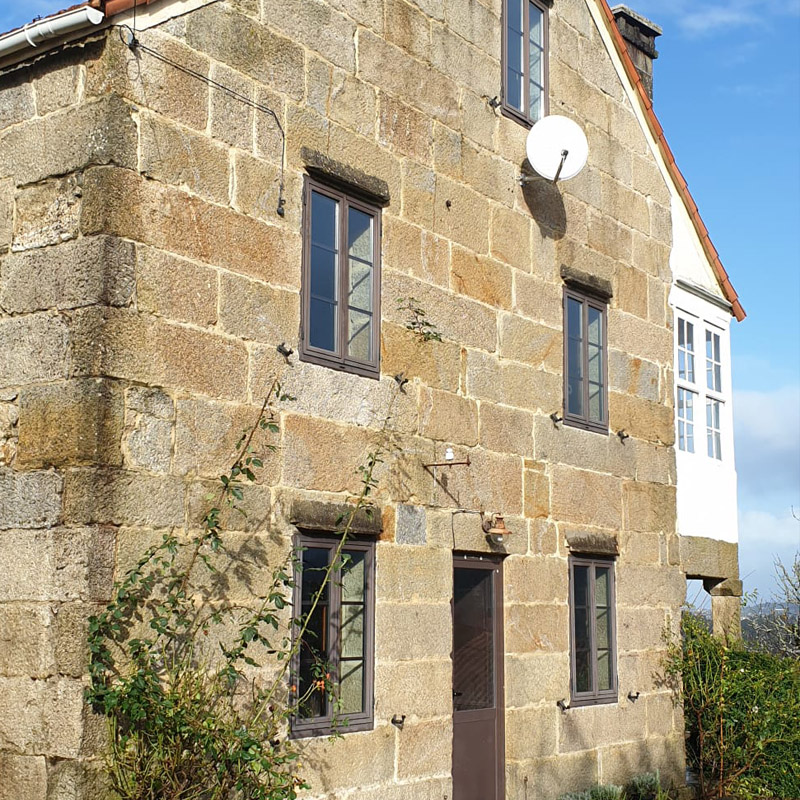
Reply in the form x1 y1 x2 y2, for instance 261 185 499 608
597 0 745 320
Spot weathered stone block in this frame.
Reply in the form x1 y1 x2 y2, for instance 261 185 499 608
505 603 569 654
17 379 123 469
432 175 491 254
0 528 115 602
419 387 478 446
136 245 218 327
0 177 12 254
608 349 661 404
505 556 567 604
610 307 672 366
218 272 299 345
617 606 669 653
587 209 633 263
383 215 450 288
0 753 47 800
384 0 431 60
506 706 559 760
375 602 451 661
461 89 497 151
375 543 451 601
0 314 69 389
490 205 532 272
551 465 622 530
379 93 432 162
0 604 53 678
125 386 173 420
32 56 82 116
431 24 498 104
467 350 558 413
396 717 452 780
507 751 598 800
0 468 62 530
602 175 649 236
559 699 647 753
374 659 451 718
499 315 562 373
80 167 299 290
450 247 512 310
609 391 674 446
63 468 184 527
615 565 685 608
680 535 739 580
12 175 81 251
186 479 273 535
443 0 500 58
480 402 534 458
0 236 135 314
0 93 136 187
68 306 248 401
622 480 675 533
0 75 34 130
123 413 172 473
506 652 570 709
233 150 295 227
400 159 436 229
139 112 230 204
598 735 685 788
380 323 460 393
396 503 426 544
514 272 563 329
208 62 254 150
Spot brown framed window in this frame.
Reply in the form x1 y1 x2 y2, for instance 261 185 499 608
563 287 608 433
291 534 375 737
502 0 549 125
569 556 617 706
300 177 381 378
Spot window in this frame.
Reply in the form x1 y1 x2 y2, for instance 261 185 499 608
569 556 617 705
563 288 608 433
291 535 375 737
301 178 381 378
675 313 725 460
502 0 548 124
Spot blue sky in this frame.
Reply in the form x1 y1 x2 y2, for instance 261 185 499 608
1 0 798 598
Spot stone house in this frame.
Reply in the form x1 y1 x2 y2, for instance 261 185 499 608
0 0 743 798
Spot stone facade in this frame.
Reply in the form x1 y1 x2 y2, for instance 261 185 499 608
0 0 737 797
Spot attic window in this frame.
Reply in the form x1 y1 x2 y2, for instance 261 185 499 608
502 0 549 125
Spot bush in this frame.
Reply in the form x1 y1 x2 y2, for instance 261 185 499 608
664 611 800 799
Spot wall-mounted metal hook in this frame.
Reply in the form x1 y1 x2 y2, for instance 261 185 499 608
487 95 501 110
557 698 570 713
394 372 409 393
617 429 630 442
627 690 640 703
391 713 406 729
276 342 294 360
550 412 564 427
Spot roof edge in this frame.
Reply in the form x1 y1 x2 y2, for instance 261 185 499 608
597 0 745 321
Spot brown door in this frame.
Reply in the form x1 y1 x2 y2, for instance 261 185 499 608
452 555 504 800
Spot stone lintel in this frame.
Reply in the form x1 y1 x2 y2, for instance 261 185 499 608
560 265 613 300
288 498 382 536
681 535 739 580
301 147 391 205
565 529 618 556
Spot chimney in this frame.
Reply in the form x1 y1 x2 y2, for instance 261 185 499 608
611 5 662 101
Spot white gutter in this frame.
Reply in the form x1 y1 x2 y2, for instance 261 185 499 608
0 6 105 61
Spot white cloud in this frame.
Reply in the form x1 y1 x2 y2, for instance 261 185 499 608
734 385 800 501
738 507 800 597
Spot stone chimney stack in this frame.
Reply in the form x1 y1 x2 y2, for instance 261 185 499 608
611 5 662 101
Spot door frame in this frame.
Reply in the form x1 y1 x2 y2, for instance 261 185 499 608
452 553 505 800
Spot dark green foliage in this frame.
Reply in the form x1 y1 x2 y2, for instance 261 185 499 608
664 611 800 799
396 296 443 342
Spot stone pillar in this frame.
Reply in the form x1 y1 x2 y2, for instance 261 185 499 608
704 578 743 639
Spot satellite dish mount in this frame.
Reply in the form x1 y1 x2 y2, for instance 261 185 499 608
520 115 589 186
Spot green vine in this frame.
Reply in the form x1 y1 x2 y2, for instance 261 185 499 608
396 296 443 343
86 377 385 800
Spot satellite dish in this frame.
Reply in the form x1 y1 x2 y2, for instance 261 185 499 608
524 115 589 184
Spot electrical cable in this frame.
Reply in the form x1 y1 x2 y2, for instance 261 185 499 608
116 23 287 216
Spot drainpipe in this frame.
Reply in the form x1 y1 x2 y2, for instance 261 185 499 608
0 6 105 62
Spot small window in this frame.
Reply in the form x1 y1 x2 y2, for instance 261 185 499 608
563 288 608 433
570 556 617 706
502 0 548 124
677 387 695 453
706 398 722 460
301 178 381 378
291 534 375 737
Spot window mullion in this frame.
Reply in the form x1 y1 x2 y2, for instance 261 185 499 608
328 549 341 719
523 0 530 119
589 564 598 697
583 300 591 424
338 200 348 364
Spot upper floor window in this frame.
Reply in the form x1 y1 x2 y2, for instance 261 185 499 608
300 178 381 378
503 0 548 125
675 313 725 459
570 556 617 706
564 288 608 433
291 534 375 737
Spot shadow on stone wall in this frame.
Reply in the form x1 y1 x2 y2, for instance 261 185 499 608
519 161 567 240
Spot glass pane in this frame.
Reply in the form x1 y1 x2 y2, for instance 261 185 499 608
573 565 590 608
529 2 542 44
597 649 612 691
686 321 694 350
567 297 583 340
506 67 523 111
686 425 694 453
574 607 590 651
348 258 372 311
588 383 602 422
311 191 337 248
678 319 685 347
341 551 365 602
340 604 365 659
588 344 602 383
587 307 602 346
348 208 373 262
568 376 583 417
453 567 494 712
575 648 591 693
596 608 609 649
338 660 364 714
309 298 336 352
687 352 695 383
568 338 583 378
348 308 372 362
595 567 609 606
714 364 721 391
508 0 523 32
301 548 330 604
528 90 541 122
298 546 329 719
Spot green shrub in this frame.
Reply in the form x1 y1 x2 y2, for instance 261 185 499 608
626 772 661 800
664 611 800 799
